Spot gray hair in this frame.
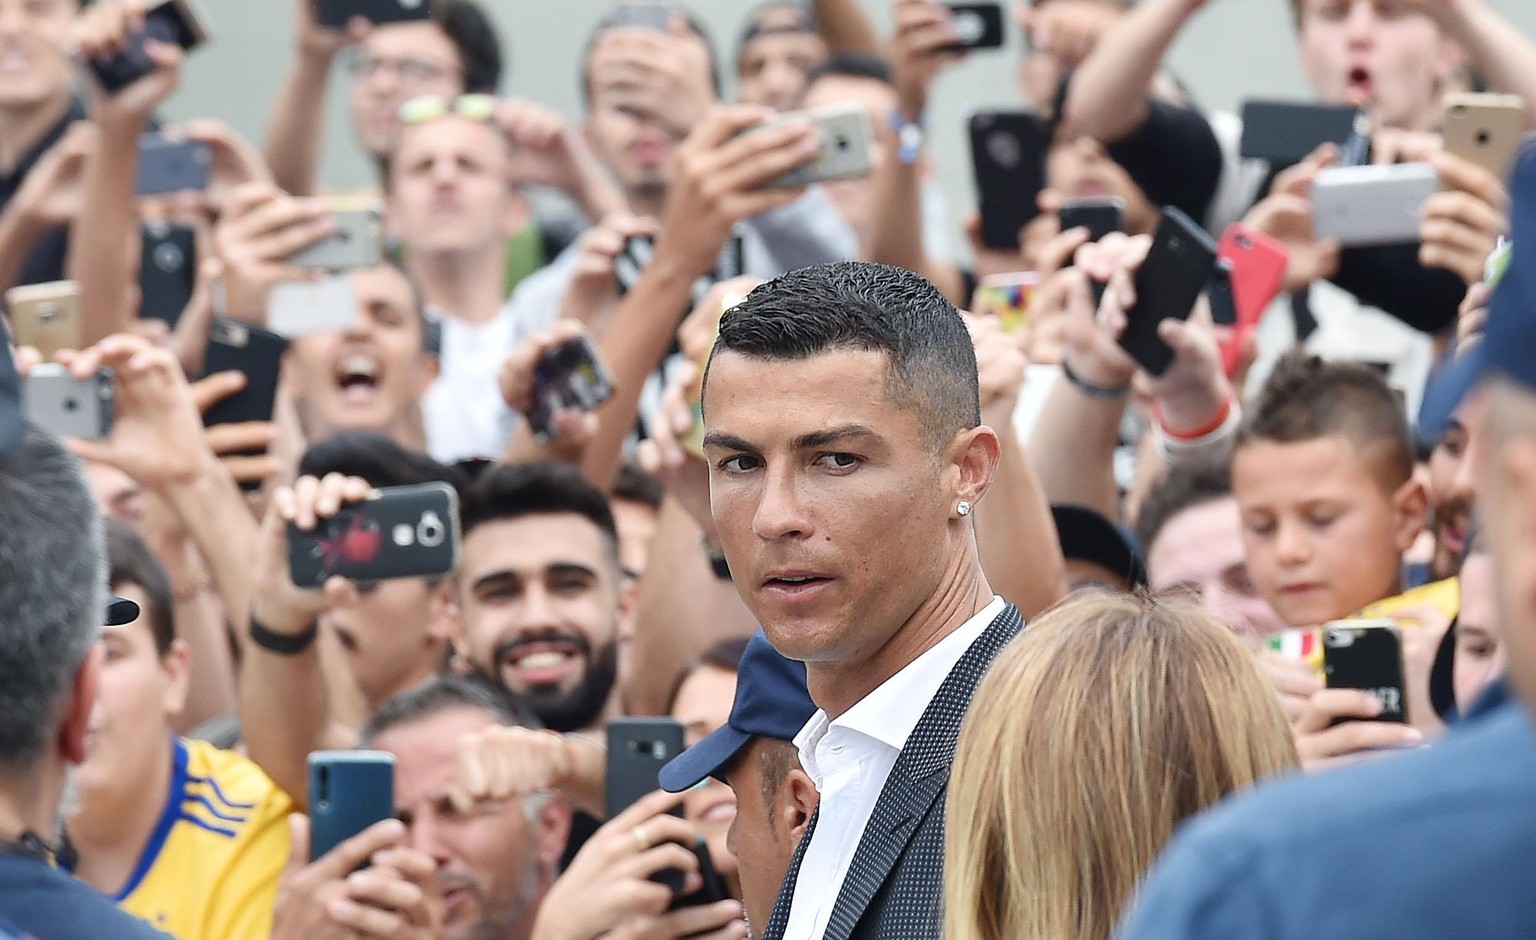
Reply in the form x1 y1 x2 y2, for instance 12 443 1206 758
0 424 106 775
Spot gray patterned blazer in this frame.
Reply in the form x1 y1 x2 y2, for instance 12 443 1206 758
759 603 1024 940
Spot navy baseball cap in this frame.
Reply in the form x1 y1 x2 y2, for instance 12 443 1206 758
1421 137 1536 436
1052 503 1149 590
659 630 817 793
106 596 140 627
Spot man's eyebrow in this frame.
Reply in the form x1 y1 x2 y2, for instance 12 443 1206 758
702 432 759 453
791 424 877 450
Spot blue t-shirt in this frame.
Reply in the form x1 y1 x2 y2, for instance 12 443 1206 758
0 852 169 940
1116 699 1536 939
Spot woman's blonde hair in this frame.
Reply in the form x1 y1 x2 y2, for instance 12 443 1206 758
942 591 1298 940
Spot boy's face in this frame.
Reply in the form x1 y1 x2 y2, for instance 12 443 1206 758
1233 435 1425 627
1295 0 1458 132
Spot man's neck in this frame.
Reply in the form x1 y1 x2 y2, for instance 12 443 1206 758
0 92 73 177
410 244 507 325
68 738 175 896
807 549 995 719
0 765 63 850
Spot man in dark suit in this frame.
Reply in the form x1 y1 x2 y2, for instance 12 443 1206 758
695 260 1021 940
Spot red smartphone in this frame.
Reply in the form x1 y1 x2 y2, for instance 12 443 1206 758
1216 224 1288 375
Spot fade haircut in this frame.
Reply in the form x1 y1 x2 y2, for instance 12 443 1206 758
707 261 980 454
300 431 465 493
433 0 504 94
613 461 664 511
459 461 621 568
106 520 174 656
1235 352 1415 492
0 425 105 774
359 674 542 746
1135 458 1234 559
807 51 893 88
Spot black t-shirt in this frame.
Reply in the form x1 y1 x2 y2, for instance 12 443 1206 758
0 852 170 940
1103 98 1225 227
0 96 87 288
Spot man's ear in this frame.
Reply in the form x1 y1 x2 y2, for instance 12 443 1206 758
425 578 462 646
161 638 192 721
1391 474 1430 555
946 425 1003 515
60 644 103 766
780 767 819 849
535 794 574 882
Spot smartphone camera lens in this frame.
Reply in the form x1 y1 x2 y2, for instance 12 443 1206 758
834 134 851 153
1235 233 1252 250
1476 130 1491 147
36 302 59 324
986 131 1021 169
317 765 330 810
417 511 446 548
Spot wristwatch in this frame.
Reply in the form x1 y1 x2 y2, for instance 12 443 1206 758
889 110 925 167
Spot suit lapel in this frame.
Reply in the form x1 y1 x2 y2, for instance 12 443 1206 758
821 604 1024 940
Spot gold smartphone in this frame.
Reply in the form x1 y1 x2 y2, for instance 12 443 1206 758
5 280 83 359
1442 92 1525 183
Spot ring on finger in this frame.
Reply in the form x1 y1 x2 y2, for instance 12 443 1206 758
632 824 650 851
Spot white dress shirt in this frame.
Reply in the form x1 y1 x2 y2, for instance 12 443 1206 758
782 596 1005 939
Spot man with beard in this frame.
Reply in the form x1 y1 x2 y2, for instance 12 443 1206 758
453 460 630 859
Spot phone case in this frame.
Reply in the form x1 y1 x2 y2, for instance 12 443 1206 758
969 110 1050 250
1322 621 1408 724
139 221 197 327
1312 163 1439 248
89 0 211 92
318 0 431 28
24 365 114 440
763 103 875 188
669 837 730 909
134 136 211 197
529 336 616 438
605 717 686 821
1216 224 1288 374
974 272 1038 334
308 751 395 861
1059 197 1126 243
944 3 1005 51
288 482 460 587
1207 261 1237 327
266 276 360 338
287 207 384 272
1239 101 1359 167
5 281 82 359
1122 207 1218 376
1442 93 1525 183
202 318 289 427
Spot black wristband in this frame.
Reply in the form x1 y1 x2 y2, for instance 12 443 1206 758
1062 359 1132 400
248 614 319 656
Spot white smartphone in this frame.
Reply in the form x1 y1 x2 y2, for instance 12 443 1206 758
1311 163 1439 248
759 102 875 189
25 364 114 440
266 276 359 338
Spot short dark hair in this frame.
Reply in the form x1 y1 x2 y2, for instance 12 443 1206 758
736 1 818 58
106 520 174 657
359 674 541 746
460 461 620 562
755 736 800 813
807 51 893 88
1235 352 1415 491
433 0 503 94
580 6 722 106
613 461 664 511
299 432 464 494
1135 458 1234 560
709 262 979 452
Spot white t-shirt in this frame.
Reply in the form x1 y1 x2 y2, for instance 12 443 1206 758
423 306 518 464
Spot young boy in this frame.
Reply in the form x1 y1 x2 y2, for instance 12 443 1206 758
64 521 294 938
1232 353 1428 630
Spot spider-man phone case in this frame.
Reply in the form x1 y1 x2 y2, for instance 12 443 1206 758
287 482 459 588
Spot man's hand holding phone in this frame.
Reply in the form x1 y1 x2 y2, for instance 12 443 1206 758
75 1 184 128
1420 150 1509 286
213 182 338 322
499 321 605 466
272 816 441 940
1242 143 1342 293
1291 687 1424 772
191 370 283 492
890 0 968 123
559 214 660 326
252 472 374 639
293 0 370 61
586 14 718 141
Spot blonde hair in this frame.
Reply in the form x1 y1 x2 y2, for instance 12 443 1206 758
942 591 1298 940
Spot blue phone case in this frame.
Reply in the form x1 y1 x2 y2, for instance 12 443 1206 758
308 751 395 862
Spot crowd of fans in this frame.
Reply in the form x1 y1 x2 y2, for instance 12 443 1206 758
0 0 1533 937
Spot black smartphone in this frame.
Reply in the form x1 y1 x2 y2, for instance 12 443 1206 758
1059 196 1125 243
528 336 616 440
1121 206 1218 376
89 0 211 94
134 135 211 197
317 0 431 28
968 110 1050 250
1238 100 1359 168
23 365 114 440
605 717 686 821
1323 620 1408 724
138 221 197 327
670 837 730 910
288 482 460 588
308 751 395 861
944 3 1005 51
1207 258 1237 327
202 318 288 427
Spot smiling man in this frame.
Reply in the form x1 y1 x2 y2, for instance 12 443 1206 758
698 261 1018 940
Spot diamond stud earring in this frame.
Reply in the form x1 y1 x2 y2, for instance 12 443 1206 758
957 500 972 517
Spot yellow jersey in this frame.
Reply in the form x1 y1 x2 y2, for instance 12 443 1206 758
110 738 294 939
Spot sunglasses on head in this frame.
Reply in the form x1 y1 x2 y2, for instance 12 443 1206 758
398 93 497 126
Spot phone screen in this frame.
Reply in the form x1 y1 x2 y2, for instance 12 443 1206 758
529 337 616 438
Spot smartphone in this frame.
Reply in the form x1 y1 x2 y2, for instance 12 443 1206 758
24 364 114 440
1322 620 1408 724
1121 207 1218 376
89 0 212 93
287 198 384 272
605 717 686 821
1442 92 1525 183
759 103 875 188
1216 223 1287 375
267 275 359 338
5 280 82 359
202 318 288 427
973 271 1038 335
139 221 197 327
308 751 395 862
1312 163 1439 248
288 482 461 588
317 0 430 28
1207 259 1237 327
527 335 616 439
969 110 1050 250
1059 196 1125 243
134 134 211 197
609 0 673 29
1238 100 1359 168
944 3 1005 51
